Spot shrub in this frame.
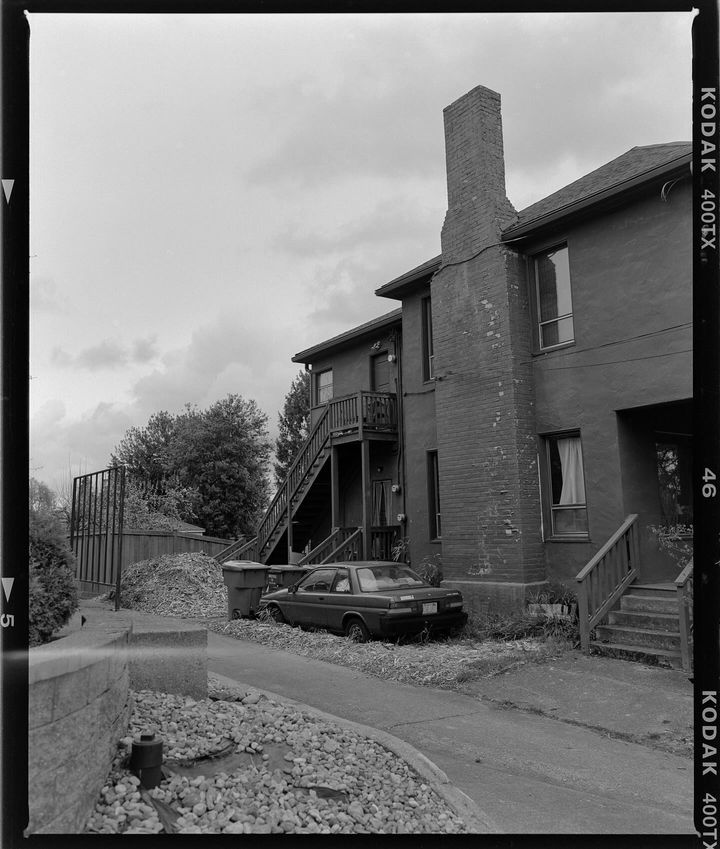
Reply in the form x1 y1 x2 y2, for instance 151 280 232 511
414 554 443 588
28 482 78 647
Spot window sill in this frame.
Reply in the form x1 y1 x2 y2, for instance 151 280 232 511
545 535 591 544
533 341 575 357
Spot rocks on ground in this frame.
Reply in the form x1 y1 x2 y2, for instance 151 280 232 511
84 678 467 835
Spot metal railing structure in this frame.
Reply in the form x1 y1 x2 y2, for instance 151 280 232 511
575 514 639 653
69 466 126 609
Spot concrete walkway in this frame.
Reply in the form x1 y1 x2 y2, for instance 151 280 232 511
207 631 694 835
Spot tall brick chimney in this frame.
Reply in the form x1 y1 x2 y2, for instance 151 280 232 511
432 85 545 611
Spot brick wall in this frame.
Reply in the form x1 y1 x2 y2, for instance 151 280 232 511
433 85 545 598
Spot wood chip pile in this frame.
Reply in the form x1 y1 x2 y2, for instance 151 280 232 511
119 553 227 618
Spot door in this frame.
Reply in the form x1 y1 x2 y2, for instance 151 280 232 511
324 567 353 633
371 352 390 393
289 567 337 627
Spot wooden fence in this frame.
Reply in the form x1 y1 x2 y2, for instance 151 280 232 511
74 530 232 595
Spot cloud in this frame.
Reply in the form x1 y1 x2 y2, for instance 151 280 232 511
51 336 160 370
30 276 68 313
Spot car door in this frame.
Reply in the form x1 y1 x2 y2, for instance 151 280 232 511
324 568 353 633
290 567 337 628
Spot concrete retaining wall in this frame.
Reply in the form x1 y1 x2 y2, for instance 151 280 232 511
27 622 133 834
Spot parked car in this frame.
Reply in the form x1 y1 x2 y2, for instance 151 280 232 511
258 561 468 641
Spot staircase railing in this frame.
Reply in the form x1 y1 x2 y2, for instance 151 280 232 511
257 407 331 559
675 557 693 672
576 514 639 653
214 536 258 565
298 527 360 566
254 391 398 563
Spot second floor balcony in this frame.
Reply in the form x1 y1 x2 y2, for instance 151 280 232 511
314 391 398 441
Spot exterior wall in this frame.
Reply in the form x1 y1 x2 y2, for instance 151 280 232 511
28 622 133 834
308 323 400 426
433 85 545 601
398 285 441 566
528 181 692 582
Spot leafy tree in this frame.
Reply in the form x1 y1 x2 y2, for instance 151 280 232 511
274 369 310 487
122 479 199 532
111 394 272 539
111 410 176 496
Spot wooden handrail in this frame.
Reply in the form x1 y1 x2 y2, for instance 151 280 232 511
576 514 639 653
676 557 693 672
575 514 638 581
322 527 363 564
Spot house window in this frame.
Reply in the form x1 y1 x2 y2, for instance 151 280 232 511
428 450 441 540
544 432 588 537
422 297 434 381
315 369 333 405
534 245 574 350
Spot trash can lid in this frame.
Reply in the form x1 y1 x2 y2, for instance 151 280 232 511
223 560 268 571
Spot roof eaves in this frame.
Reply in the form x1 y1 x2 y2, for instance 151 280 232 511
375 254 442 299
502 150 692 242
292 308 403 363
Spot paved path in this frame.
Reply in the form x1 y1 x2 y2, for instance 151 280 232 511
207 631 694 835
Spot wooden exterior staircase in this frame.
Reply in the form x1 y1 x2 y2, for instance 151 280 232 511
215 391 399 567
576 515 693 671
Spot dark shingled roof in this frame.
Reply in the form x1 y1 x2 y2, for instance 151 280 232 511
503 142 691 238
293 308 402 363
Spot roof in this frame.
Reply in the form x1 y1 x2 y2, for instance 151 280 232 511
292 308 402 363
502 142 692 240
375 254 441 300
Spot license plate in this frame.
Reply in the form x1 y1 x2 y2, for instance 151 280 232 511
422 602 438 615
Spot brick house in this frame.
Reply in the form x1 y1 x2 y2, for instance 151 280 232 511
244 85 692 647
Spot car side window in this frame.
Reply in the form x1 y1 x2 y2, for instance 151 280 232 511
332 570 351 593
297 568 336 593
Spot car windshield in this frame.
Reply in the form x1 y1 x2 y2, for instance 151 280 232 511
356 565 426 592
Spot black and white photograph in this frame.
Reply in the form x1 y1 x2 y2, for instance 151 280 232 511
6 3 718 841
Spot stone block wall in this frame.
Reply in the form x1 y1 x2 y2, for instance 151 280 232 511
27 622 133 834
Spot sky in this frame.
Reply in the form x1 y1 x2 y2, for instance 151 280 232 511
28 10 694 494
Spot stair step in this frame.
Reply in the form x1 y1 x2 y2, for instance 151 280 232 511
625 583 676 599
589 641 683 669
594 624 681 651
608 610 680 632
621 594 678 614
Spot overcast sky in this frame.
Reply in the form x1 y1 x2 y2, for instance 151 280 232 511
28 11 694 493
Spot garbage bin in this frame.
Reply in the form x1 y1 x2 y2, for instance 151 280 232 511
221 560 270 620
267 565 311 592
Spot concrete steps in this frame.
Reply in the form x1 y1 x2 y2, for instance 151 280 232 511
591 583 682 668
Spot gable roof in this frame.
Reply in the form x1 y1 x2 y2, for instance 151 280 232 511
502 142 691 240
293 308 402 363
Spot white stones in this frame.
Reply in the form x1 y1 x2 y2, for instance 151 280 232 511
83 686 468 835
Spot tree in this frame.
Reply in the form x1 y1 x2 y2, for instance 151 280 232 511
111 410 177 496
274 369 310 487
111 394 272 539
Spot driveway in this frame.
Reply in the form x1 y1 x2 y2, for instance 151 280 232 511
207 631 693 835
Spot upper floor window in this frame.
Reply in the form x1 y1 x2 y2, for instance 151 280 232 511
314 369 333 405
422 296 434 381
534 245 574 350
544 432 588 538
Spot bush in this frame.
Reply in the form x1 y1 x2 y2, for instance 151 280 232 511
28 482 78 647
414 554 443 588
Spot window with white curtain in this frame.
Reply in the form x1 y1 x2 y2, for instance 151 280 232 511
545 432 588 537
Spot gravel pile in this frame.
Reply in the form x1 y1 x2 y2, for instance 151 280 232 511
116 553 227 618
84 679 468 835
206 618 555 688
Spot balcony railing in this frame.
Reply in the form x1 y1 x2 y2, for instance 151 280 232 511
327 391 398 436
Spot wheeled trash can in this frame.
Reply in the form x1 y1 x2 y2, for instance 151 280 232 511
221 561 270 620
266 564 311 593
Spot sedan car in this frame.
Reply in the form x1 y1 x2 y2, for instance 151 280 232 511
258 561 467 641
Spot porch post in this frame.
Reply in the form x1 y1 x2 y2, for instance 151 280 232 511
361 440 371 559
331 445 340 529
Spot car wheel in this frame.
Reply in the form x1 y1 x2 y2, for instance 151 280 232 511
267 604 285 624
344 617 369 643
